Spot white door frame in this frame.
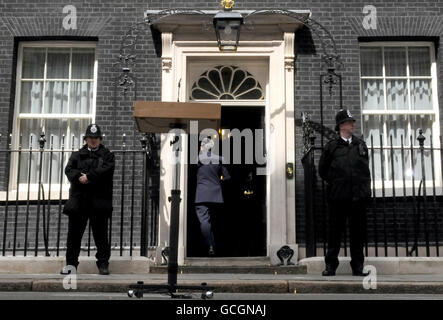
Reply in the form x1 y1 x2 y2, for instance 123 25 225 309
155 35 297 265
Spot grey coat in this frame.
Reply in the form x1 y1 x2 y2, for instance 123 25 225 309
195 152 231 204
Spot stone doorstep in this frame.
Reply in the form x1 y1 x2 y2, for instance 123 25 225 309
149 265 307 274
183 257 272 267
299 257 443 275
0 257 150 274
2 279 443 294
0 256 307 275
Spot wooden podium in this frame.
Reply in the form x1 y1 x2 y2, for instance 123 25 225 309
134 101 221 134
128 101 221 299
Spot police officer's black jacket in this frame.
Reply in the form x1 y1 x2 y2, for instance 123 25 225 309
319 135 371 202
63 144 115 217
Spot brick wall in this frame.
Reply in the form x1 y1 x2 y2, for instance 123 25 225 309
0 1 441 251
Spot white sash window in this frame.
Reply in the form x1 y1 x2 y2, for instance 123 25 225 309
360 42 441 195
9 42 97 197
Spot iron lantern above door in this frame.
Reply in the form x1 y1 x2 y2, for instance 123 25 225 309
213 10 243 51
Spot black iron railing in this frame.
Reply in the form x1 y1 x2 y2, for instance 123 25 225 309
0 132 160 257
302 117 443 258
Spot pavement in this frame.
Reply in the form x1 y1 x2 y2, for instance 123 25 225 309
1 273 443 294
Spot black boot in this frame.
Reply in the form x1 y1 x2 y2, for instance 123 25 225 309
352 267 369 276
97 262 110 275
322 264 336 276
351 261 369 276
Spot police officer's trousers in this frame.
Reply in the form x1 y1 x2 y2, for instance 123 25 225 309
66 212 111 268
325 200 367 271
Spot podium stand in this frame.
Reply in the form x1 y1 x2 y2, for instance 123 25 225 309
128 101 221 299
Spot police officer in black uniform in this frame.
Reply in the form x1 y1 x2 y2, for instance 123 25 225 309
61 124 115 275
319 110 371 276
195 137 231 257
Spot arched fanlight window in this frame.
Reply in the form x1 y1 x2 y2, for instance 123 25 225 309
190 65 264 100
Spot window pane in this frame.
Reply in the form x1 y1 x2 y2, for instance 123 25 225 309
401 148 413 182
70 81 93 114
410 79 432 110
44 81 69 113
44 119 68 184
14 45 97 188
236 88 263 100
22 48 45 79
387 149 404 181
360 47 383 76
46 119 68 149
386 114 408 146
363 115 383 146
412 149 433 181
359 45 438 187
408 47 431 76
70 118 91 149
20 81 43 113
411 115 432 147
369 149 382 181
386 80 408 110
20 119 42 149
18 119 42 184
72 48 95 79
361 79 384 110
364 114 383 180
46 48 70 79
385 47 407 76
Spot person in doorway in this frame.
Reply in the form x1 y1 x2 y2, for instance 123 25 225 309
195 137 231 257
61 124 115 275
318 109 372 276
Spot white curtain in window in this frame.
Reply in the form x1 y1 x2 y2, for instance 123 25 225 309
411 79 432 110
20 81 43 113
15 47 95 188
360 46 436 185
70 81 93 114
386 115 408 146
363 115 382 180
386 80 408 110
70 49 94 114
363 115 382 146
70 119 90 149
361 80 384 110
44 81 69 113
386 115 408 180
411 114 433 180
18 119 41 184
43 119 69 184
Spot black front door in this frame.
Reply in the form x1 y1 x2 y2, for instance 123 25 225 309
187 106 267 257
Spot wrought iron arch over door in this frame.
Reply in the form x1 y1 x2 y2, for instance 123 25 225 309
190 65 265 101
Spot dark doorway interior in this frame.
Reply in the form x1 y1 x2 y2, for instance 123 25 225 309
187 106 267 257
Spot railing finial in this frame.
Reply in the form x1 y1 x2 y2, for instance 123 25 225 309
417 128 426 149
